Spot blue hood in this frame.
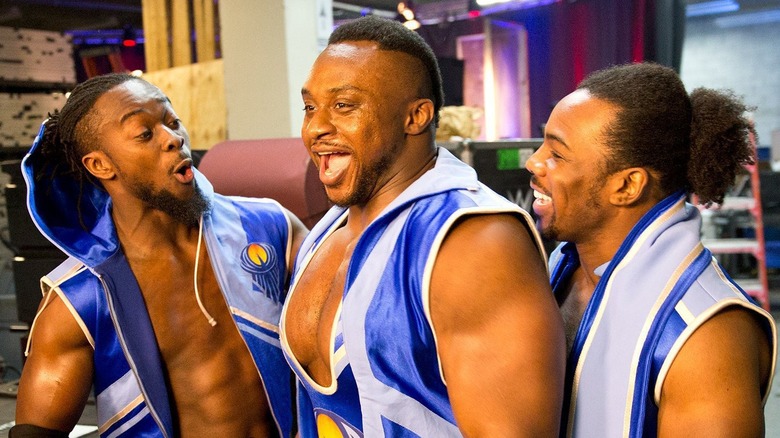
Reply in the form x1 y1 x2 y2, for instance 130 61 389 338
22 121 215 268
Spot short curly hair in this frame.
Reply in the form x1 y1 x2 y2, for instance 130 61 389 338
578 62 755 205
329 15 444 125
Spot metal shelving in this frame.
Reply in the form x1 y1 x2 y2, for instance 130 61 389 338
700 132 769 310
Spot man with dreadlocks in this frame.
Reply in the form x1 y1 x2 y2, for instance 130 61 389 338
13 73 307 437
526 62 776 437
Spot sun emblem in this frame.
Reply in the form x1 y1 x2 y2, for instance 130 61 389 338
240 242 282 302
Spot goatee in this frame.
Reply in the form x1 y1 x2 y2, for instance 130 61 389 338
133 183 209 227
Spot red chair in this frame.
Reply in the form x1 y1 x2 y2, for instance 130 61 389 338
197 138 330 228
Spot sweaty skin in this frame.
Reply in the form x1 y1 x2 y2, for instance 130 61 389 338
285 40 566 437
16 80 307 437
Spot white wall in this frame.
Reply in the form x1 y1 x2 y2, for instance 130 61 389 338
681 17 780 149
220 0 327 139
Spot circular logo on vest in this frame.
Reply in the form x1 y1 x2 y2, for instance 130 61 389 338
315 409 362 437
241 242 276 274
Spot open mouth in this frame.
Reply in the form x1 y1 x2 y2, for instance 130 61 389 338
533 190 552 204
317 151 350 180
173 159 194 183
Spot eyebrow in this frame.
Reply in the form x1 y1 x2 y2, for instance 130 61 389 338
119 97 169 124
301 85 365 96
544 131 571 151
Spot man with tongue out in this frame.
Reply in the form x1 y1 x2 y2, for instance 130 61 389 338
14 73 307 437
526 62 775 437
280 16 566 437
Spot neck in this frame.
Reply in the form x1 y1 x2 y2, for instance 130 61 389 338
347 145 437 232
111 203 199 257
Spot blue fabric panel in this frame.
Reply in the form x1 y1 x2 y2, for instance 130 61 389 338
362 193 470 424
22 124 118 265
238 325 294 437
232 200 289 301
95 252 173 438
297 384 317 438
382 416 423 438
628 248 711 437
100 401 157 438
300 364 363 434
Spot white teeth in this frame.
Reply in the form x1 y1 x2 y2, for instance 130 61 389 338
534 190 552 202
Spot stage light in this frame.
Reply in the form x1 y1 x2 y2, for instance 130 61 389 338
122 26 136 47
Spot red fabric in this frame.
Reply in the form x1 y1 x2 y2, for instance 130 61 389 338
197 138 330 228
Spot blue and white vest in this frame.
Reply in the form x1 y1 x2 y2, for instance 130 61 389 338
550 193 777 437
22 123 296 438
280 148 545 437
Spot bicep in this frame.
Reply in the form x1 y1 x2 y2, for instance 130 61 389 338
658 306 772 437
16 292 94 432
430 214 566 437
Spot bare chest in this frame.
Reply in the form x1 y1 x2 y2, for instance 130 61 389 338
558 268 596 353
127 249 272 433
284 228 356 386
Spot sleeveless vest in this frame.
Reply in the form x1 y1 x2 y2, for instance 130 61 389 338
23 122 295 438
550 193 777 437
281 148 545 437
31 195 296 437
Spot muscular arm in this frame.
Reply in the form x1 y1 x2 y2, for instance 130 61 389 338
430 214 566 437
15 291 94 433
658 306 773 437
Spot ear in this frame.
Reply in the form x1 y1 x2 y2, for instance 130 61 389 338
608 167 650 206
405 98 435 136
82 150 116 181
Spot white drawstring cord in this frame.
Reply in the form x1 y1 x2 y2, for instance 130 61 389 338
194 216 217 326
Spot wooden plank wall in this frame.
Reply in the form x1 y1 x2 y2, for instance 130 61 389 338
142 0 217 71
141 0 223 150
143 59 226 150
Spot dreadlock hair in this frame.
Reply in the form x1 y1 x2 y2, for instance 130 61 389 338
328 15 444 126
578 62 755 206
37 73 143 187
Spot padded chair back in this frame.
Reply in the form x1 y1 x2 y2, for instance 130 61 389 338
197 138 329 228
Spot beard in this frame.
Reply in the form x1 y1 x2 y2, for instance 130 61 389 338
130 181 210 227
329 143 399 208
537 177 603 243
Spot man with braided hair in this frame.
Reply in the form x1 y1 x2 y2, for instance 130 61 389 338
13 73 307 437
526 62 776 437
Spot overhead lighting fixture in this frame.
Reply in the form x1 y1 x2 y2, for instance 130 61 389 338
477 0 512 5
397 1 421 30
403 18 421 30
467 0 481 18
122 26 137 47
398 2 415 20
685 0 739 17
715 8 780 27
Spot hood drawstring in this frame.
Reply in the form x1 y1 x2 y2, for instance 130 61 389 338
194 216 217 326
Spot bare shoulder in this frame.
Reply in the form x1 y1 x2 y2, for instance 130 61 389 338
432 212 549 305
25 291 92 353
429 212 555 330
659 305 773 436
428 212 565 436
16 291 94 431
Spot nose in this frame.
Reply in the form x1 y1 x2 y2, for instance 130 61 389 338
162 126 185 151
525 148 547 176
302 108 334 141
